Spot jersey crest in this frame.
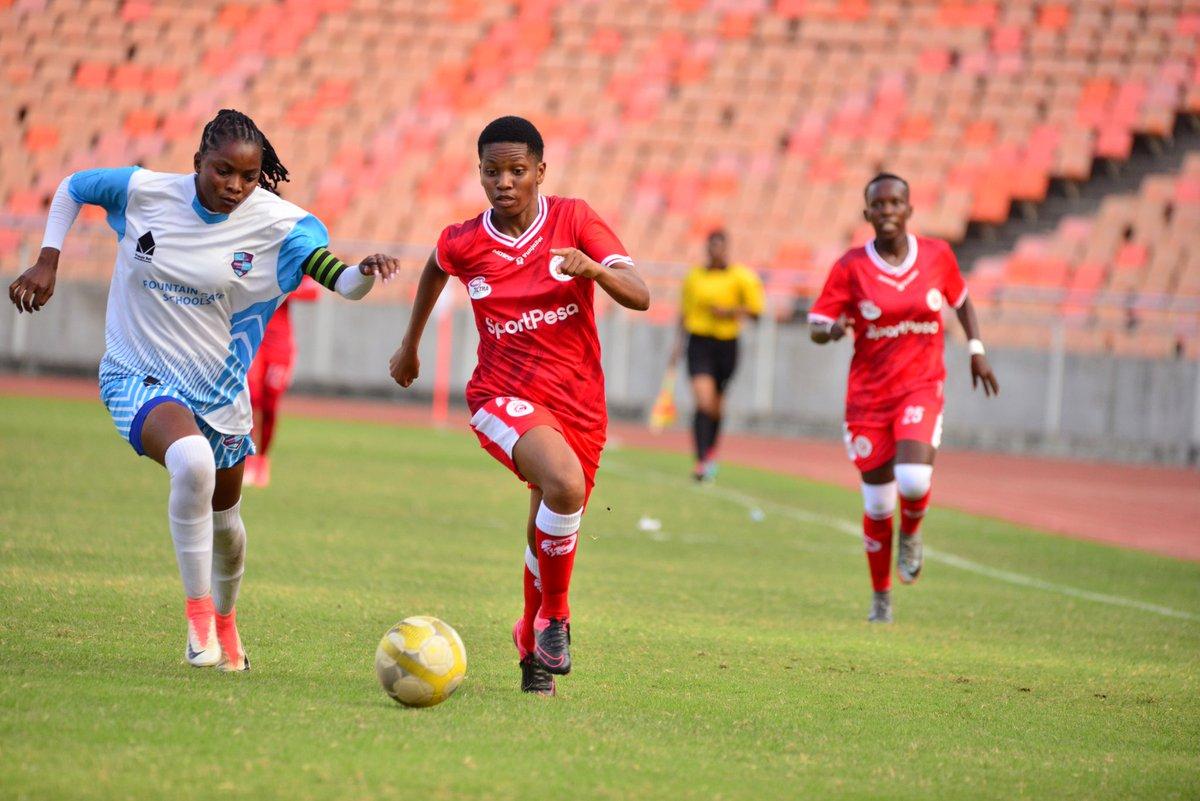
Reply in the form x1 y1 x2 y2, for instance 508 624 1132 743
231 251 255 277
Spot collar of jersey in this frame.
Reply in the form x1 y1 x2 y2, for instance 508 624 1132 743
190 183 229 225
866 234 918 277
482 195 547 249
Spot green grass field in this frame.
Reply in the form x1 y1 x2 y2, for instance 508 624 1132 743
1 394 1197 800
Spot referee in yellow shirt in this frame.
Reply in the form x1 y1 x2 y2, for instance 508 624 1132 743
670 229 766 481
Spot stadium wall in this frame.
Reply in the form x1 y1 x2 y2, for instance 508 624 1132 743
2 280 1197 466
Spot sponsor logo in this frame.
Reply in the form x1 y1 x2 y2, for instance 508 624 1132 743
142 279 224 306
221 434 242 448
134 230 155 263
858 299 882 320
864 320 940 340
491 235 544 265
926 288 943 311
467 276 492 300
852 435 873 458
540 532 578 557
506 399 534 417
231 251 254 278
863 535 883 553
484 303 581 339
548 254 572 282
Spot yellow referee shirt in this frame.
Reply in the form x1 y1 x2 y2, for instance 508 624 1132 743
680 263 766 340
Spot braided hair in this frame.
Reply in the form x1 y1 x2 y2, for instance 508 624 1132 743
197 109 290 194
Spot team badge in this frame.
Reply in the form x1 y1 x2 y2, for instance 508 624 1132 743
231 251 254 278
858 299 882 320
505 399 534 417
926 288 944 311
467 276 492 300
852 435 873 459
221 434 243 448
548 255 572 282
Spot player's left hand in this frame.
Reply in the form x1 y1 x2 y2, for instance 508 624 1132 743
549 248 601 280
970 354 999 397
358 253 401 283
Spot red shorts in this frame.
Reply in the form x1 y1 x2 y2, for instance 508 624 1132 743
247 352 295 409
468 396 604 502
843 385 944 473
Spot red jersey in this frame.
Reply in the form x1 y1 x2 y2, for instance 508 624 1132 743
436 195 633 432
809 235 967 423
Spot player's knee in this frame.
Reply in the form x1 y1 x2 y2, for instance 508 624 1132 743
861 481 897 520
895 463 933 500
542 470 586 512
166 435 216 500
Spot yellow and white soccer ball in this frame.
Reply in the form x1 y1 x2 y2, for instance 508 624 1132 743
374 616 467 708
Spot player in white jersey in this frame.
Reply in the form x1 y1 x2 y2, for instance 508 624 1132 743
8 109 399 671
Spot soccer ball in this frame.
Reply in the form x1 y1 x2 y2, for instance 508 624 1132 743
374 616 467 708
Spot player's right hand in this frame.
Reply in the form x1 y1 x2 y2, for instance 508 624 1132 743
389 343 420 388
828 321 847 341
9 249 60 313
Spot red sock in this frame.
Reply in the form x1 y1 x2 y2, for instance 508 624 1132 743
520 557 540 654
900 492 931 536
534 504 581 619
863 514 893 592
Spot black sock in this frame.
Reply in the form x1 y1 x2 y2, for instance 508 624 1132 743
693 411 714 462
710 414 722 457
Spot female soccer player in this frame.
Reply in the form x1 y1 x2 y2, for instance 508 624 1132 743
669 229 764 481
808 173 999 623
8 109 399 670
389 116 649 695
243 276 320 487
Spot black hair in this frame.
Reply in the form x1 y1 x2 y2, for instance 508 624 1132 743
477 115 544 161
864 172 908 201
197 109 289 194
707 228 727 243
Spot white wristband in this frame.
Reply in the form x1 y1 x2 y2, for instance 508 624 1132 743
968 338 986 356
333 264 375 300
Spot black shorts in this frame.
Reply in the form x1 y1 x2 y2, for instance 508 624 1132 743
686 334 739 393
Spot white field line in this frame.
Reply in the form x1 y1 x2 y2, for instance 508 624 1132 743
604 459 1200 623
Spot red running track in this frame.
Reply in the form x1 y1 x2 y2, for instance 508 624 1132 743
4 373 1197 561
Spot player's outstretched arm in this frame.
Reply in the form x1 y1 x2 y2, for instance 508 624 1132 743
551 247 650 311
300 248 399 301
389 250 449 388
8 175 84 313
955 295 999 396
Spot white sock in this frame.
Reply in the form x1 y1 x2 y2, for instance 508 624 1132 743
165 436 216 599
212 498 247 615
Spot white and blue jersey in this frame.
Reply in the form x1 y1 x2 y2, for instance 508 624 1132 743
72 167 329 446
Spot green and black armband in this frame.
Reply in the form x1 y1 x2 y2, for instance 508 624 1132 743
301 247 349 290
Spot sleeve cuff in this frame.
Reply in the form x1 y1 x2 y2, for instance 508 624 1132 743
952 287 969 309
808 312 837 325
601 254 635 268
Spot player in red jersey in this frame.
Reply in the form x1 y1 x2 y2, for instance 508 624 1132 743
243 276 319 487
388 117 650 694
809 173 999 623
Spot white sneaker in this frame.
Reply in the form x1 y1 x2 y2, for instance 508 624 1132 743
185 598 222 667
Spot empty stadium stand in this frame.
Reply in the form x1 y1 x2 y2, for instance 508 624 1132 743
1 0 1197 355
